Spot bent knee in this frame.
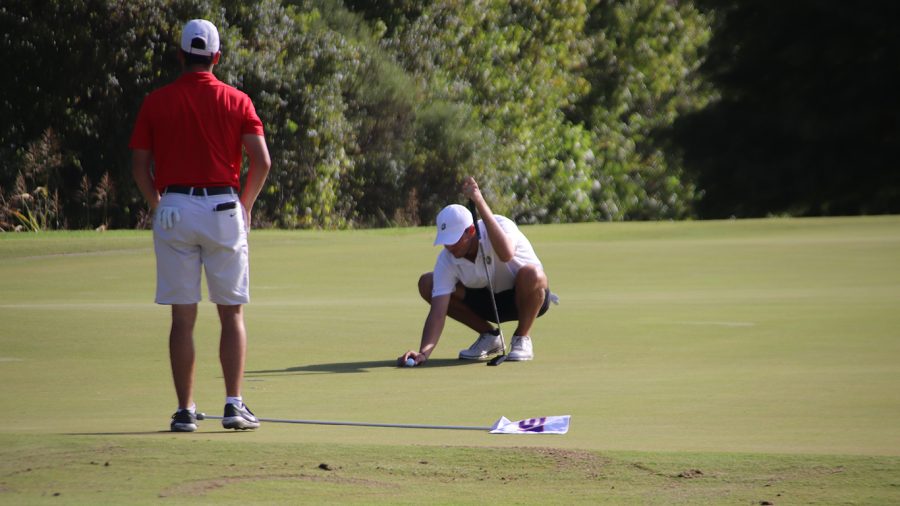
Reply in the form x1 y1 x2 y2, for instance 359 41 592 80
418 273 434 301
516 264 548 289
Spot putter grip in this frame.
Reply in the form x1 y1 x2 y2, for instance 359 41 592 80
468 200 481 239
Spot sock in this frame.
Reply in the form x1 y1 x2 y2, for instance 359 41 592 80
178 404 196 414
226 396 243 407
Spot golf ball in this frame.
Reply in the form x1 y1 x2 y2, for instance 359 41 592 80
405 357 416 367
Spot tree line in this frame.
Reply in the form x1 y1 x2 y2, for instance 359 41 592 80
1 0 895 231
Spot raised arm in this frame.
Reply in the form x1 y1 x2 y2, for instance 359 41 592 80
461 176 514 262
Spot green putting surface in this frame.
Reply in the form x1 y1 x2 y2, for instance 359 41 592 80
2 216 899 503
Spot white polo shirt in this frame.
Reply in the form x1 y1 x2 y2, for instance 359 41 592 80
432 215 542 297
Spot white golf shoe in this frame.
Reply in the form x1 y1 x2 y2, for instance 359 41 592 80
222 402 260 430
507 335 534 361
459 331 503 360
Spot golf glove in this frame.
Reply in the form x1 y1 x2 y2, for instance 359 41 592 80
157 206 181 230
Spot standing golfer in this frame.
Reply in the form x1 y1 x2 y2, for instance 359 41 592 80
399 177 555 366
130 19 271 432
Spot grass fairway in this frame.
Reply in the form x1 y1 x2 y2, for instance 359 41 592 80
1 216 899 504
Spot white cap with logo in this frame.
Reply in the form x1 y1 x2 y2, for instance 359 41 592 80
181 19 220 57
433 204 474 246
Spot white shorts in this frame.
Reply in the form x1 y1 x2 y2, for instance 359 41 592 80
153 192 249 305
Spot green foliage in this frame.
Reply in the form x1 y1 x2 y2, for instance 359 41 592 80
387 1 593 223
0 0 198 230
404 99 485 224
0 130 63 231
216 0 358 228
576 0 713 220
0 0 716 229
386 0 713 223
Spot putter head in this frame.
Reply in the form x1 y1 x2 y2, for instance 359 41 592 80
487 354 507 366
196 412 206 420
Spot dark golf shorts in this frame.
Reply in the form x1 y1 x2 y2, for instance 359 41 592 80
463 287 552 324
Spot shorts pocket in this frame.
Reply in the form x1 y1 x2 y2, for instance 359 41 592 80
214 202 242 243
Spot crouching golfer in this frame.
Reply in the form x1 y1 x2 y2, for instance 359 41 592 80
130 19 271 431
399 177 555 366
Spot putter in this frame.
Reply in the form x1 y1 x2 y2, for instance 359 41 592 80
469 200 508 366
196 413 489 431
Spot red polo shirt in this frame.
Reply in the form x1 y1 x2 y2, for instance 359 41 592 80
129 72 264 191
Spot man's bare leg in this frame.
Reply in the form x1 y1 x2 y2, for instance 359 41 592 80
217 304 246 398
170 304 198 409
512 265 548 337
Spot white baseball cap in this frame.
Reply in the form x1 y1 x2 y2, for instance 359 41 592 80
181 19 220 57
433 204 474 246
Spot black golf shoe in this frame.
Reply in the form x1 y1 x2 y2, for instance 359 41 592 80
170 409 198 432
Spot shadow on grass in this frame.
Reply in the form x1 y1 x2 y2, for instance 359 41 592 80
65 430 250 436
246 358 483 375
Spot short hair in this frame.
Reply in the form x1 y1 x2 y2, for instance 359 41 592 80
181 50 214 66
181 37 215 66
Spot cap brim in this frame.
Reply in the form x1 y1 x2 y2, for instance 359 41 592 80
434 228 465 246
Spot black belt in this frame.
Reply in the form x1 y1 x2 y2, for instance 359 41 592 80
163 185 236 196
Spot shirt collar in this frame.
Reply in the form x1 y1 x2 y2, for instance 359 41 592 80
178 71 218 85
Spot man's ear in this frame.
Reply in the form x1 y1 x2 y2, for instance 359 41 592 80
212 52 221 65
